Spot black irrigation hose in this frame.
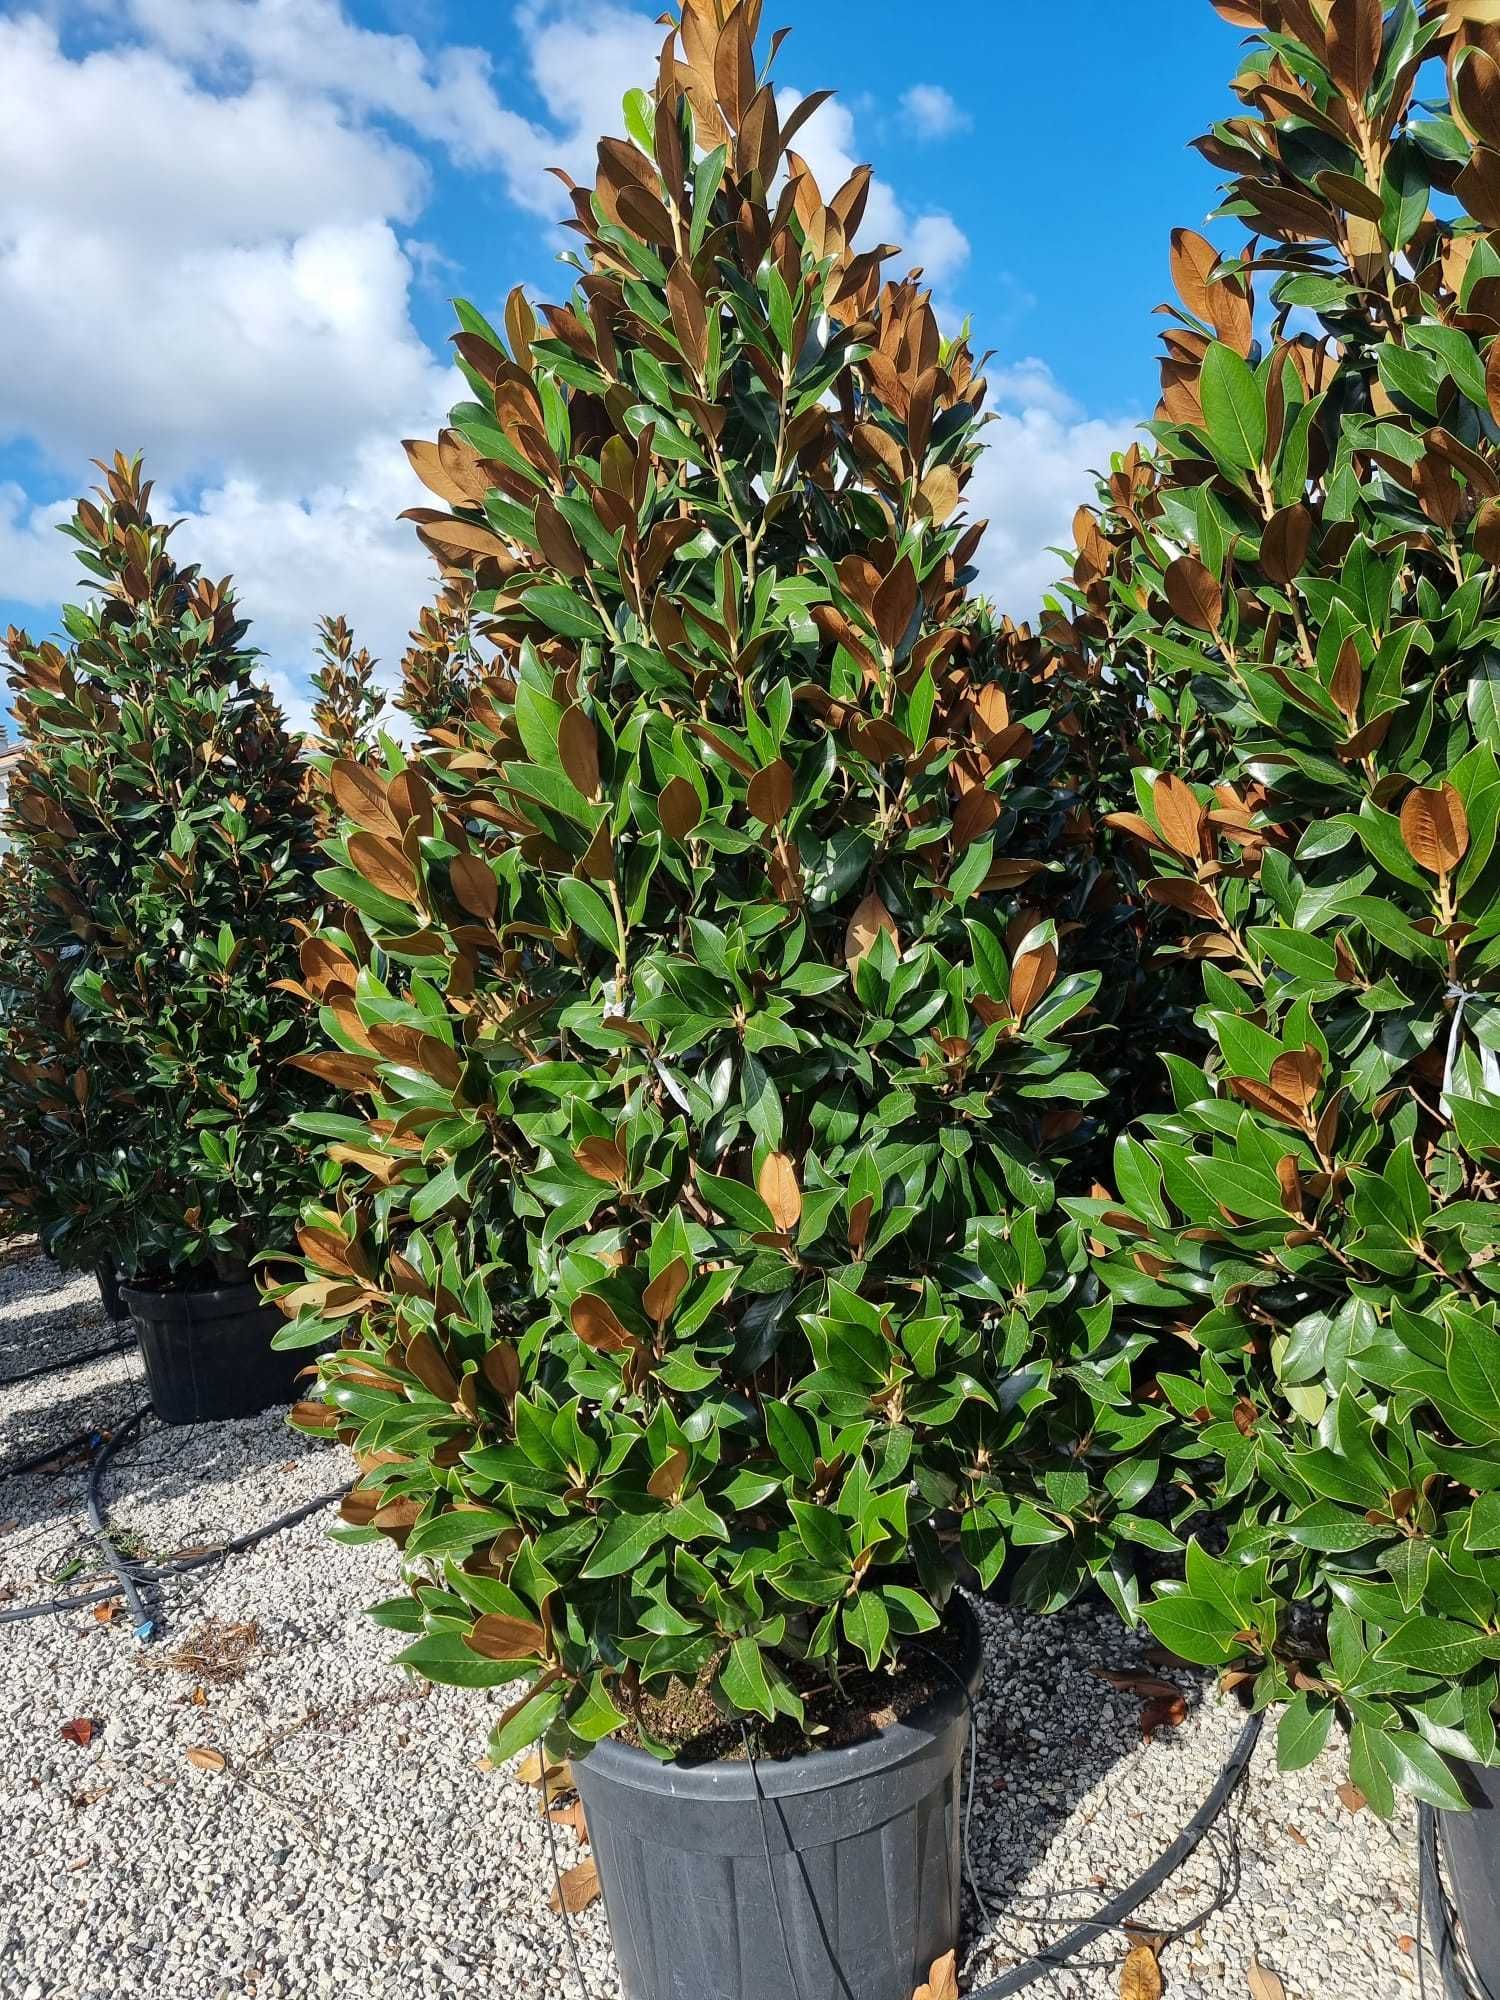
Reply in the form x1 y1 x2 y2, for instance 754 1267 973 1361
964 1710 1264 1997
0 1334 138 1392
0 1402 347 1630
84 1406 154 1636
0 1425 105 1483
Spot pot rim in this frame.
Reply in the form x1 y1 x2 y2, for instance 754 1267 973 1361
121 1279 269 1315
575 1591 982 1803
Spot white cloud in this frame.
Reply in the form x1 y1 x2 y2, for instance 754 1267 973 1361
163 442 441 728
777 89 970 289
0 485 77 614
118 0 662 216
966 363 1140 621
10 1 1119 707
900 84 970 140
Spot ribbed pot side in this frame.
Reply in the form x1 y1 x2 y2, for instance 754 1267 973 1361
122 1282 298 1426
1440 1759 1500 1987
573 1594 982 2000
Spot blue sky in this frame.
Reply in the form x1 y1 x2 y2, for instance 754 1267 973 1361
0 0 1246 725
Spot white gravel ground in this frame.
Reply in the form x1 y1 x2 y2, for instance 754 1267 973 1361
0 1250 1425 2000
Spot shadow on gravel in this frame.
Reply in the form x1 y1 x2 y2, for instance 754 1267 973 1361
958 1592 1223 1989
0 1288 112 1380
0 1375 337 1548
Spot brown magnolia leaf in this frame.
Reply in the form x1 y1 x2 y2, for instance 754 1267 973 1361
917 465 961 523
1152 774 1207 859
1330 637 1363 723
1119 1939 1163 2000
185 1746 227 1774
1164 554 1223 634
873 559 919 652
516 1747 571 1789
952 787 1001 850
1271 1046 1322 1113
534 499 586 580
1476 497 1500 567
646 1445 689 1501
666 260 709 374
405 1328 460 1401
559 706 602 802
482 1342 520 1400
1091 1668 1184 1699
912 1951 959 2000
643 1256 689 1326
1170 227 1224 323
1260 503 1312 586
1248 1959 1288 2000
1327 0 1381 100
348 832 420 905
1140 1693 1189 1742
1144 878 1220 921
1009 943 1058 1023
574 1137 628 1186
658 776 702 840
1400 783 1469 875
747 759 794 827
1227 1077 1307 1129
570 1293 635 1354
466 1613 547 1661
450 852 498 923
549 1857 602 1914
845 892 899 978
288 1048 378 1096
60 1718 95 1747
758 1151 803 1233
331 760 401 837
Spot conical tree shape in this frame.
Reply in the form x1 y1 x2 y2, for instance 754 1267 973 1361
284 2 1112 1755
2 454 328 1282
1039 0 1500 1814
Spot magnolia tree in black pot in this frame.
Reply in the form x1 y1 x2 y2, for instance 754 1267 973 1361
1030 0 1500 1981
1 456 332 1423
273 4 1130 1994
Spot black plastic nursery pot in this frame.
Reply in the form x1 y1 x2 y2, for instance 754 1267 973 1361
95 1259 128 1323
1441 1761 1500 1995
121 1281 298 1426
573 1596 982 2000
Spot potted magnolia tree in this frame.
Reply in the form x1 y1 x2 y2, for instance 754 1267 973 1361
1031 0 1500 1976
1 456 331 1423
278 5 1116 1993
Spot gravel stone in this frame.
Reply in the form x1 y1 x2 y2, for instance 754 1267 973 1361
0 1251 1427 1998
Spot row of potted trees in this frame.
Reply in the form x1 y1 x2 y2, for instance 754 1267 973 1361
4 0 1500 1993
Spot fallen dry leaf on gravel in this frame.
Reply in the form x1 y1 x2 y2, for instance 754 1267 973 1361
1092 1668 1184 1700
1139 1693 1189 1742
1120 1940 1163 2000
1248 1958 1287 2000
1336 1781 1367 1814
59 1718 95 1747
184 1746 227 1774
912 1951 958 2000
548 1858 601 1913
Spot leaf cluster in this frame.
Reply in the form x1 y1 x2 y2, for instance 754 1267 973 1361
0 455 331 1282
1038 0 1500 1814
279 0 1124 1758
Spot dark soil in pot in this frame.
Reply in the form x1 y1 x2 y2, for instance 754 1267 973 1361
122 1280 298 1426
573 1593 982 2000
